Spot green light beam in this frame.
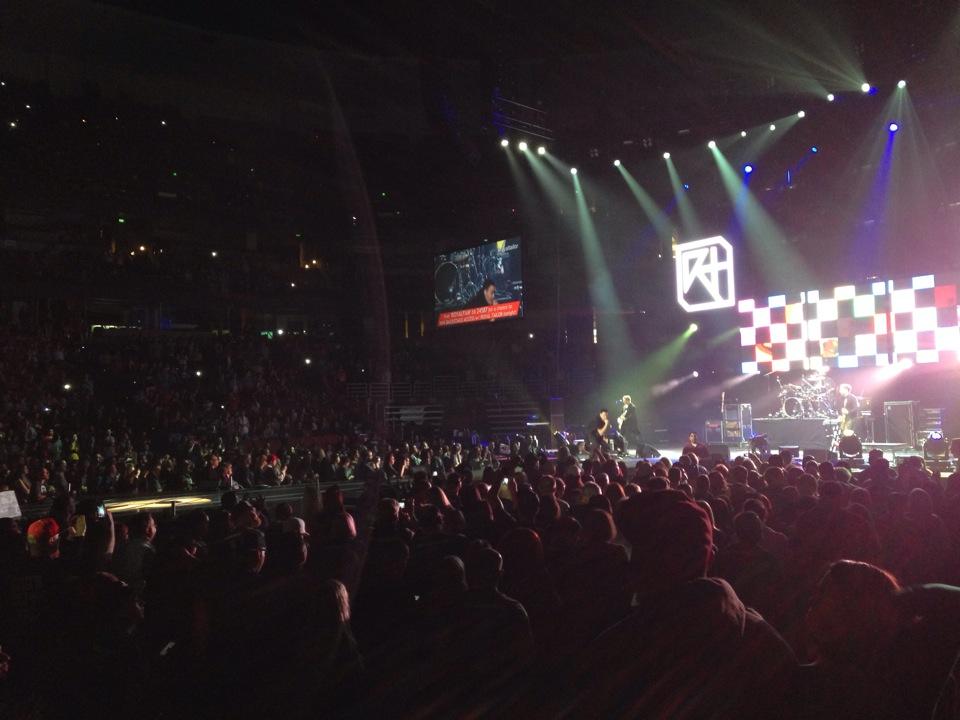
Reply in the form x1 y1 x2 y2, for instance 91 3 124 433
616 164 673 243
665 157 702 240
710 144 812 286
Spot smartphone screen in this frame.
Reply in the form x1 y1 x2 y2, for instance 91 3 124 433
96 504 106 519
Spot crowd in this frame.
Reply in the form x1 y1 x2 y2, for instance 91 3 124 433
3 427 960 718
0 328 375 505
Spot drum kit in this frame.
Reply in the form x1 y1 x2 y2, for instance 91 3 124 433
434 249 505 309
776 373 836 419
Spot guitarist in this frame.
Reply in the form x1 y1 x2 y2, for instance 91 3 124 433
617 395 642 456
837 383 860 435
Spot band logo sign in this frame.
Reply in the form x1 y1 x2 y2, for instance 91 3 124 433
675 236 736 312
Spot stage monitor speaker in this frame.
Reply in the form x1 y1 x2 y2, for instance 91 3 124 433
636 443 661 459
884 401 918 446
708 444 731 461
803 448 838 463
778 445 800 456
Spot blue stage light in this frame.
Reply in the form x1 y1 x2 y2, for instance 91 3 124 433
743 164 754 174
811 146 819 153
683 183 690 190
888 122 899 133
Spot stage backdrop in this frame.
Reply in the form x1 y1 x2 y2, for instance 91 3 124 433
739 273 959 374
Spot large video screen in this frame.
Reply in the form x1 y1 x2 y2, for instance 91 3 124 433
739 274 960 374
434 238 523 327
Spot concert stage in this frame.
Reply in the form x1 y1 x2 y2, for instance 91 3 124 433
752 417 834 450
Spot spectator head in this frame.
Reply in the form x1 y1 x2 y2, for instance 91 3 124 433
535 495 561 529
797 473 819 498
238 528 267 573
849 487 871 508
187 510 210 540
430 555 468 602
129 512 157 541
465 544 504 592
500 528 545 581
734 511 763 546
26 518 61 559
762 466 785 490
377 498 401 526
315 579 351 626
820 481 845 508
742 497 768 522
537 474 557 496
274 503 294 522
232 501 261 530
907 487 933 518
818 462 835 483
582 509 616 544
323 485 345 514
619 491 713 591
730 465 749 486
806 561 900 665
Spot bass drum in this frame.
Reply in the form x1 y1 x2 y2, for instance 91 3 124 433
781 396 804 418
434 261 462 306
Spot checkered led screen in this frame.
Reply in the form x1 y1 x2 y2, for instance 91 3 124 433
739 275 960 374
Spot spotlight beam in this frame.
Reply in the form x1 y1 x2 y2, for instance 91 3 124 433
617 164 673 243
664 156 703 239
709 143 812 285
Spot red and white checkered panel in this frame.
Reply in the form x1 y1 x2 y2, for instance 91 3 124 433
740 275 960 374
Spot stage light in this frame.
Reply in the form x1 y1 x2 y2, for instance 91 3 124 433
518 141 528 151
740 130 747 138
528 332 535 339
707 140 716 149
797 110 806 118
683 183 690 190
662 152 671 159
160 120 167 126
117 217 125 224
304 358 312 365
689 323 699 332
139 245 146 252
276 328 284 336
769 124 776 131
811 146 819 153
500 139 509 148
692 370 700 378
210 250 218 258
743 164 754 174
888 122 899 132
290 282 296 288
613 159 621 167
838 434 863 458
827 93 835 102
195 370 203 377
924 431 948 458
63 383 72 391
897 79 907 89
570 167 578 175
537 146 546 155
861 82 871 93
